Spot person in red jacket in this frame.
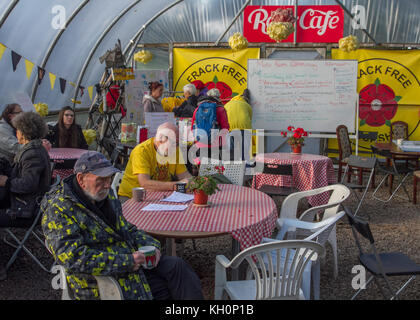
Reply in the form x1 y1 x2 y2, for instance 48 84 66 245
190 89 229 161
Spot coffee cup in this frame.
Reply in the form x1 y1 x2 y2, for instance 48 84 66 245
132 187 146 202
175 182 187 193
138 246 157 269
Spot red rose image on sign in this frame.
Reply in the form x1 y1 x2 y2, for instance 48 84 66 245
359 78 401 127
204 76 235 104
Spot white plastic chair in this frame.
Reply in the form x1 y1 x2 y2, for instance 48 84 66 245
199 157 246 186
111 171 124 198
214 240 325 300
262 211 346 300
277 184 350 279
56 265 124 300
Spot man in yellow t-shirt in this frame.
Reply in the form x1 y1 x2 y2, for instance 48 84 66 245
118 122 191 199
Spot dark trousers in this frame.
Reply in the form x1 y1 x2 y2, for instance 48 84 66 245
143 255 204 300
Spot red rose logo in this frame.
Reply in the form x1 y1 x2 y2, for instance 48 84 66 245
205 76 236 104
359 78 401 127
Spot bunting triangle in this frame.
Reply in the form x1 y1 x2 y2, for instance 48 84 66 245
0 43 6 61
11 51 22 71
59 78 66 94
24 59 34 79
49 73 56 90
38 67 46 85
88 86 94 100
79 86 85 97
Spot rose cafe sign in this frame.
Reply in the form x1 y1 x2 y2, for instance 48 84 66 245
243 5 344 43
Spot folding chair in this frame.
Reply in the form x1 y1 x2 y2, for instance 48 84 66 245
341 155 376 216
345 206 420 300
258 163 296 198
3 175 61 272
111 171 124 198
371 145 414 202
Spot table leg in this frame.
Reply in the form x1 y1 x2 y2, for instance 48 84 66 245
165 238 177 256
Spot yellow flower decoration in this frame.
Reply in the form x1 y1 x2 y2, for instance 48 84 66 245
82 129 97 146
71 98 82 105
161 96 186 112
267 22 294 42
339 35 360 52
228 33 248 52
134 50 153 64
34 103 49 117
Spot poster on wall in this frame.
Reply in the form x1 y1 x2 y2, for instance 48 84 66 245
329 49 420 156
125 69 169 124
172 48 260 103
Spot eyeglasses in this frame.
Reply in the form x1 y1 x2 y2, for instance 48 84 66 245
64 114 74 117
12 111 22 115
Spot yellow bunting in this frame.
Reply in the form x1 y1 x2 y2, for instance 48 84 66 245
88 86 94 100
24 59 34 79
49 73 56 90
0 43 6 61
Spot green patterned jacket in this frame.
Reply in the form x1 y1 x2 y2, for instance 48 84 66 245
40 176 161 300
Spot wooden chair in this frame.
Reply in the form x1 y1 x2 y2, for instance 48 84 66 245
336 125 375 187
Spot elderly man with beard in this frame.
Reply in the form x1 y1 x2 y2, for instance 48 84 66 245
41 151 203 300
118 122 191 202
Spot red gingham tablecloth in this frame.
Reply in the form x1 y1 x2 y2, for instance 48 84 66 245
252 153 337 207
122 184 278 252
48 148 89 179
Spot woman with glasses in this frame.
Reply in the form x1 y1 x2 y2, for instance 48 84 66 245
46 106 88 149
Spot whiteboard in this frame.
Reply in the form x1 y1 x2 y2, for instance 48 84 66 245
248 59 358 132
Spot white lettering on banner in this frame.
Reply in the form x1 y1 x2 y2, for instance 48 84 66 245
247 8 271 35
299 9 339 36
51 5 66 30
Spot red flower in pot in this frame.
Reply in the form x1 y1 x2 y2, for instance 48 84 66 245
281 126 308 154
359 78 401 127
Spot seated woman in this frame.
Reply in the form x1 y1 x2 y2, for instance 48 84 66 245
0 103 23 163
46 106 88 149
143 81 164 113
0 111 51 228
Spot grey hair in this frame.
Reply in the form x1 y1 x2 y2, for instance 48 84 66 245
207 88 221 98
183 83 197 96
12 111 48 141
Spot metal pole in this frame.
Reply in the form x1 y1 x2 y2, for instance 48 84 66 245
214 0 252 46
0 0 19 29
294 0 298 45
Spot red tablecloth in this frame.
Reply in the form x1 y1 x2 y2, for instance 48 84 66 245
122 184 278 252
48 148 89 179
252 153 336 207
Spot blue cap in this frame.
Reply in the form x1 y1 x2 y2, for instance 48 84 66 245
74 151 120 177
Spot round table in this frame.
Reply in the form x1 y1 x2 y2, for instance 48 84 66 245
252 153 336 207
122 184 278 253
48 148 89 179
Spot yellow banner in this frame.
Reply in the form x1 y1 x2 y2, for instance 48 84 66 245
173 48 260 100
330 49 420 156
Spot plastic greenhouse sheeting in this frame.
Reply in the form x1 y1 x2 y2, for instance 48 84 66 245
0 0 419 111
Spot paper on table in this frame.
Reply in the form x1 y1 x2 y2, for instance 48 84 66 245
141 203 188 211
161 191 195 203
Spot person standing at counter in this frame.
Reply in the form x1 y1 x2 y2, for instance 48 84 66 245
143 81 164 113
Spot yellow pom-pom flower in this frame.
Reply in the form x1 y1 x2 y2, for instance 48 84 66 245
161 96 186 112
228 33 248 52
134 50 153 64
34 103 49 117
82 129 97 146
267 22 294 42
339 35 359 52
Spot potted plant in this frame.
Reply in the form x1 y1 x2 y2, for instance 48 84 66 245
187 168 220 205
281 126 308 154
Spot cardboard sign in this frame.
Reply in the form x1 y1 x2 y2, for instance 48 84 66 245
112 68 135 81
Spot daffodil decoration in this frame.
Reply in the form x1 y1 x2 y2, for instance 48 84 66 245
339 35 359 52
228 33 248 52
161 96 186 112
82 129 97 146
134 50 153 64
71 98 82 105
33 103 49 117
267 8 296 42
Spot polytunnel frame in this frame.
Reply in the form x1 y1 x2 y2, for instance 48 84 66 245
1 0 419 113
